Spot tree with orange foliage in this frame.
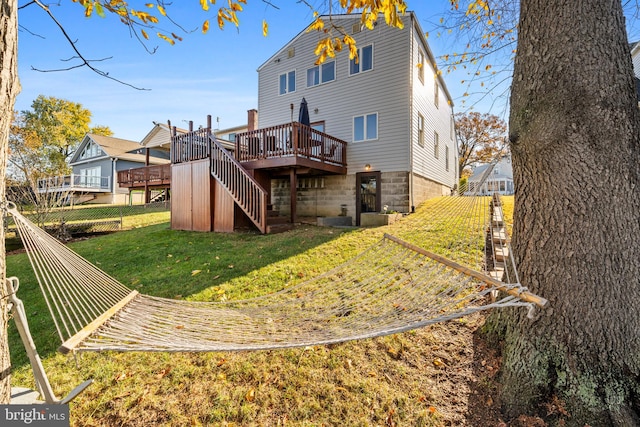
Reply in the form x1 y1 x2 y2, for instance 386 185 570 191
455 111 507 177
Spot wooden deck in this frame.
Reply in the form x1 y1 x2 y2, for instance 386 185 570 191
235 122 347 175
117 164 171 189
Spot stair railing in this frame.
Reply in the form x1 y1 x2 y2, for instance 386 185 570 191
209 135 268 234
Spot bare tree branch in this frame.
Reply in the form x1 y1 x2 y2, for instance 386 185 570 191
31 0 150 90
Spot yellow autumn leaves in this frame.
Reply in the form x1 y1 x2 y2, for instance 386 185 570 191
73 0 410 64
309 0 407 65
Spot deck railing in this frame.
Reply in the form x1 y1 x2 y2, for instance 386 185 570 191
234 122 347 167
209 135 268 234
117 164 171 188
171 127 211 164
37 174 110 193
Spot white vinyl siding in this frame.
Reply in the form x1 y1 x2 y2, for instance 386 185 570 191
257 13 455 181
350 44 373 75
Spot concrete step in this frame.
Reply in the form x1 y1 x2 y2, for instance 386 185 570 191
494 245 509 262
492 227 510 243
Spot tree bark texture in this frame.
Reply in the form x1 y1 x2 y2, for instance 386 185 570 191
498 0 640 424
0 0 20 404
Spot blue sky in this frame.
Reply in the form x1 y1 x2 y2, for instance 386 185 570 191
14 2 639 142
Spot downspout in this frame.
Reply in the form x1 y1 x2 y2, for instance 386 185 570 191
408 13 415 213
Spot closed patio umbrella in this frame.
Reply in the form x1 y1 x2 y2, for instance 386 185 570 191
298 98 311 152
298 97 310 126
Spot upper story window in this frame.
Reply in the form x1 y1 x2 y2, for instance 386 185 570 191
354 113 378 142
418 50 425 83
434 131 440 158
445 145 450 172
279 70 296 95
350 44 373 75
417 113 425 147
434 81 440 108
307 61 335 87
78 141 102 160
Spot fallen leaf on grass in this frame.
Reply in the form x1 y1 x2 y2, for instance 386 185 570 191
156 366 172 379
433 357 446 368
191 269 202 276
245 387 256 402
113 371 131 383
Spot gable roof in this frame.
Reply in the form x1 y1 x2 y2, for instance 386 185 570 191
71 134 170 165
141 122 189 149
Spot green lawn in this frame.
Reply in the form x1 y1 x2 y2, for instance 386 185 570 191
7 196 513 426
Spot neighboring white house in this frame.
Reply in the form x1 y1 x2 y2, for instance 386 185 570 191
255 11 458 222
39 134 170 205
467 154 514 195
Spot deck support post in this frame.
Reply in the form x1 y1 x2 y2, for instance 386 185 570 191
290 168 297 224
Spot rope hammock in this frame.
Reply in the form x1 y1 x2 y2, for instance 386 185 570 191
6 167 546 354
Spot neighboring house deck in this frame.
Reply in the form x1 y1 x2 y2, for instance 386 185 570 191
39 133 170 205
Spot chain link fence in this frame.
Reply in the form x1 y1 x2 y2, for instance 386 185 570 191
6 202 171 245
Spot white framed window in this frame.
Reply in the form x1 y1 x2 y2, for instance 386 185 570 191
79 166 101 188
434 81 440 108
307 61 335 87
434 131 440 158
353 113 378 142
418 50 425 83
445 145 450 171
350 44 373 75
279 70 296 95
417 113 425 147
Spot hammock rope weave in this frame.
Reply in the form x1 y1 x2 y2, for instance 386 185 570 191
7 189 546 354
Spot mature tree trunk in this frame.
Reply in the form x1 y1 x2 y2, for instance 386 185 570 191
0 0 20 404
495 0 640 425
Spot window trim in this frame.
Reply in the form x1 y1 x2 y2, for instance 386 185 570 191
349 44 374 75
278 70 296 95
434 131 440 159
353 112 378 142
306 60 336 87
445 145 450 171
417 113 425 147
418 49 425 83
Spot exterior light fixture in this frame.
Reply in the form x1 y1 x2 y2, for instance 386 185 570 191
365 164 371 171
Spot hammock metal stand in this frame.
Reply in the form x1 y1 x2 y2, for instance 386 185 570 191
7 276 92 404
